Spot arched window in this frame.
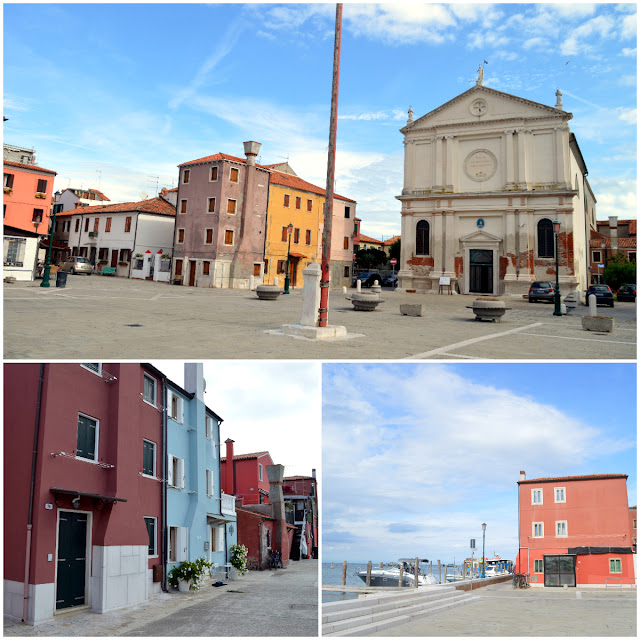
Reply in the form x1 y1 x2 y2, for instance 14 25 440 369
416 220 429 255
537 219 554 258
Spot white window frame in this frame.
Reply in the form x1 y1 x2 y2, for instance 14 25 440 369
224 229 234 245
609 558 622 573
227 199 237 215
179 199 187 214
144 516 158 557
531 488 543 505
209 166 219 182
592 250 602 263
554 487 566 503
80 363 102 376
182 169 190 184
205 415 214 440
229 166 239 183
176 228 185 244
168 455 185 490
143 373 157 406
169 525 188 562
555 520 568 537
169 391 184 424
204 228 214 245
259 463 263 482
76 412 99 463
206 469 214 497
532 522 544 538
533 559 544 573
142 439 156 477
207 197 216 214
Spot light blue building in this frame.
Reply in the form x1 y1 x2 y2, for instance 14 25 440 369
165 364 237 579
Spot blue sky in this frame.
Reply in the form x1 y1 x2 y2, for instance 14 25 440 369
3 3 636 240
322 362 637 563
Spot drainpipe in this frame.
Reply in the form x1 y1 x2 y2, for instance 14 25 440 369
161 373 168 591
23 364 45 622
129 214 139 279
258 518 266 569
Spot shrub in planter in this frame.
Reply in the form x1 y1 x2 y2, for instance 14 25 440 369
168 557 213 591
230 544 248 575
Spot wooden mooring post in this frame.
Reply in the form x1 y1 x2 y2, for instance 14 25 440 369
398 563 404 587
341 560 347 586
366 560 372 586
438 560 441 584
414 556 419 587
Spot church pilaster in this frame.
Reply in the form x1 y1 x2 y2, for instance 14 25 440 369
503 208 518 281
433 136 444 192
444 136 454 193
432 210 444 273
516 128 530 190
443 209 456 277
504 130 516 190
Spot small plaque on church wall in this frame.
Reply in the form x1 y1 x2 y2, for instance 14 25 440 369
464 149 498 182
439 276 451 285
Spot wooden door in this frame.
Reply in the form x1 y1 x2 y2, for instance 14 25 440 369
56 512 87 610
189 261 196 287
111 249 118 268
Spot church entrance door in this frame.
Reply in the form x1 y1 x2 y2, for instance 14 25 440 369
469 249 493 294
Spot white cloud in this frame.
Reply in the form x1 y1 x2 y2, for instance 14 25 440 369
620 47 637 57
560 14 616 56
617 107 637 125
590 177 638 221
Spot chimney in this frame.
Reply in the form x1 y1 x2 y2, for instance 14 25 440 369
520 470 526 481
225 439 235 495
312 468 316 479
243 141 261 166
184 363 205 402
609 216 618 253
266 464 289 567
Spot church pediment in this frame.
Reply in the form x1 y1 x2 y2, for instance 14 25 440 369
402 85 571 133
459 228 502 243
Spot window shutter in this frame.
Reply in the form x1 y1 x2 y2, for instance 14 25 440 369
167 455 174 486
177 527 188 561
179 397 184 425
208 469 214 497
178 457 185 489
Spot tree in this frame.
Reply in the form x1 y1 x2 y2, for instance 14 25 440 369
603 260 636 293
389 238 401 264
355 248 387 270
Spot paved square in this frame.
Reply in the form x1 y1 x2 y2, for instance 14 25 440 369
4 276 636 360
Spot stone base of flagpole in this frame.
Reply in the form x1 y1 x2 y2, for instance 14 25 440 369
278 263 347 340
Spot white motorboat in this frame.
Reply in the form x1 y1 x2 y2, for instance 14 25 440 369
357 559 438 587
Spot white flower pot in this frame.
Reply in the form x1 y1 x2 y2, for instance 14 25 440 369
178 578 191 592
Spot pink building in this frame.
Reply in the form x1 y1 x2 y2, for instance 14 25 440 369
517 471 635 587
4 363 165 623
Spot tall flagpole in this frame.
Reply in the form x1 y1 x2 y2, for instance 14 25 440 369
318 3 342 327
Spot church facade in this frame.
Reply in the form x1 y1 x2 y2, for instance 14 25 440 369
397 73 596 297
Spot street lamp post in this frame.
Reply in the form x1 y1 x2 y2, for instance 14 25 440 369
553 219 562 316
600 240 606 284
40 209 58 288
481 522 487 578
284 223 293 294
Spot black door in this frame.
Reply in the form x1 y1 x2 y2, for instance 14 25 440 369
56 512 88 610
544 555 576 587
469 249 493 294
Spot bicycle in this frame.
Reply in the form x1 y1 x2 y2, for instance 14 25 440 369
512 573 530 589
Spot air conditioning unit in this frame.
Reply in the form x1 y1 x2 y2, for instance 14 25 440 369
88 231 98 238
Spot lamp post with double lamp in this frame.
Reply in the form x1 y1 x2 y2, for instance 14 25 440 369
553 219 562 316
284 223 293 294
481 522 487 578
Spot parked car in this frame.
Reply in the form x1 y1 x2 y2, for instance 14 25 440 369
528 281 555 303
352 272 383 288
585 284 614 307
616 283 636 302
59 256 93 275
382 274 398 287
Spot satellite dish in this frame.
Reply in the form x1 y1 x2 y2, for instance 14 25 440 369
140 191 148 200
203 378 207 393
161 187 168 196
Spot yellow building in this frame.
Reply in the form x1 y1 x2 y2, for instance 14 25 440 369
264 166 356 289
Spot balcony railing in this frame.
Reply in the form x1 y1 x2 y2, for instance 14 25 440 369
221 492 235 515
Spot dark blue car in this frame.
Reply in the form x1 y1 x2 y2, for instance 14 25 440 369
585 284 614 307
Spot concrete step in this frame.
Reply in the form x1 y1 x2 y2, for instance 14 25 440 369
323 592 478 636
322 588 461 625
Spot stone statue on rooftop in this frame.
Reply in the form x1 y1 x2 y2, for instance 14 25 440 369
477 65 484 85
407 106 414 125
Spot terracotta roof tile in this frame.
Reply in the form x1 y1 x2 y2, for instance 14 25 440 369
589 237 636 248
3 160 57 175
519 473 628 484
179 152 250 167
359 234 382 243
383 235 401 245
61 196 175 217
283 475 315 481
269 170 356 203
629 220 637 235
220 450 271 462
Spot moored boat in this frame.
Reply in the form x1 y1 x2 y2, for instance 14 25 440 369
357 559 438 587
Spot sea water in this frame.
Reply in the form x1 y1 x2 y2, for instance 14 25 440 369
322 562 467 603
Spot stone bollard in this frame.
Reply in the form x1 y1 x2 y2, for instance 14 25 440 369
588 292 597 315
342 286 347 294
400 303 423 317
300 262 321 326
274 276 279 287
249 275 255 290
370 280 382 294
356 280 362 292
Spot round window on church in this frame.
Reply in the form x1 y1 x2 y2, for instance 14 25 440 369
464 149 498 182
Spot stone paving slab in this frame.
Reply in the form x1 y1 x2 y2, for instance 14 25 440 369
3 277 636 360
4 559 318 637
369 582 637 636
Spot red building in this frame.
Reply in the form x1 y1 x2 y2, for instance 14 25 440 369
283 473 318 561
4 363 165 624
220 441 273 505
517 471 635 587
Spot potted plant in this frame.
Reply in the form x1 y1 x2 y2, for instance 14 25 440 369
168 557 213 592
35 192 47 199
230 544 248 576
3 187 13 195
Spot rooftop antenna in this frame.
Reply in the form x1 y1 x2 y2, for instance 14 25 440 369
96 169 102 189
148 175 159 194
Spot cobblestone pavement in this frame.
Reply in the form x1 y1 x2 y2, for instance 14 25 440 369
371 582 637 636
4 276 636 360
3 559 318 637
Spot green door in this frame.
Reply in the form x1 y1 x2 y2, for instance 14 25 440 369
56 512 88 610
